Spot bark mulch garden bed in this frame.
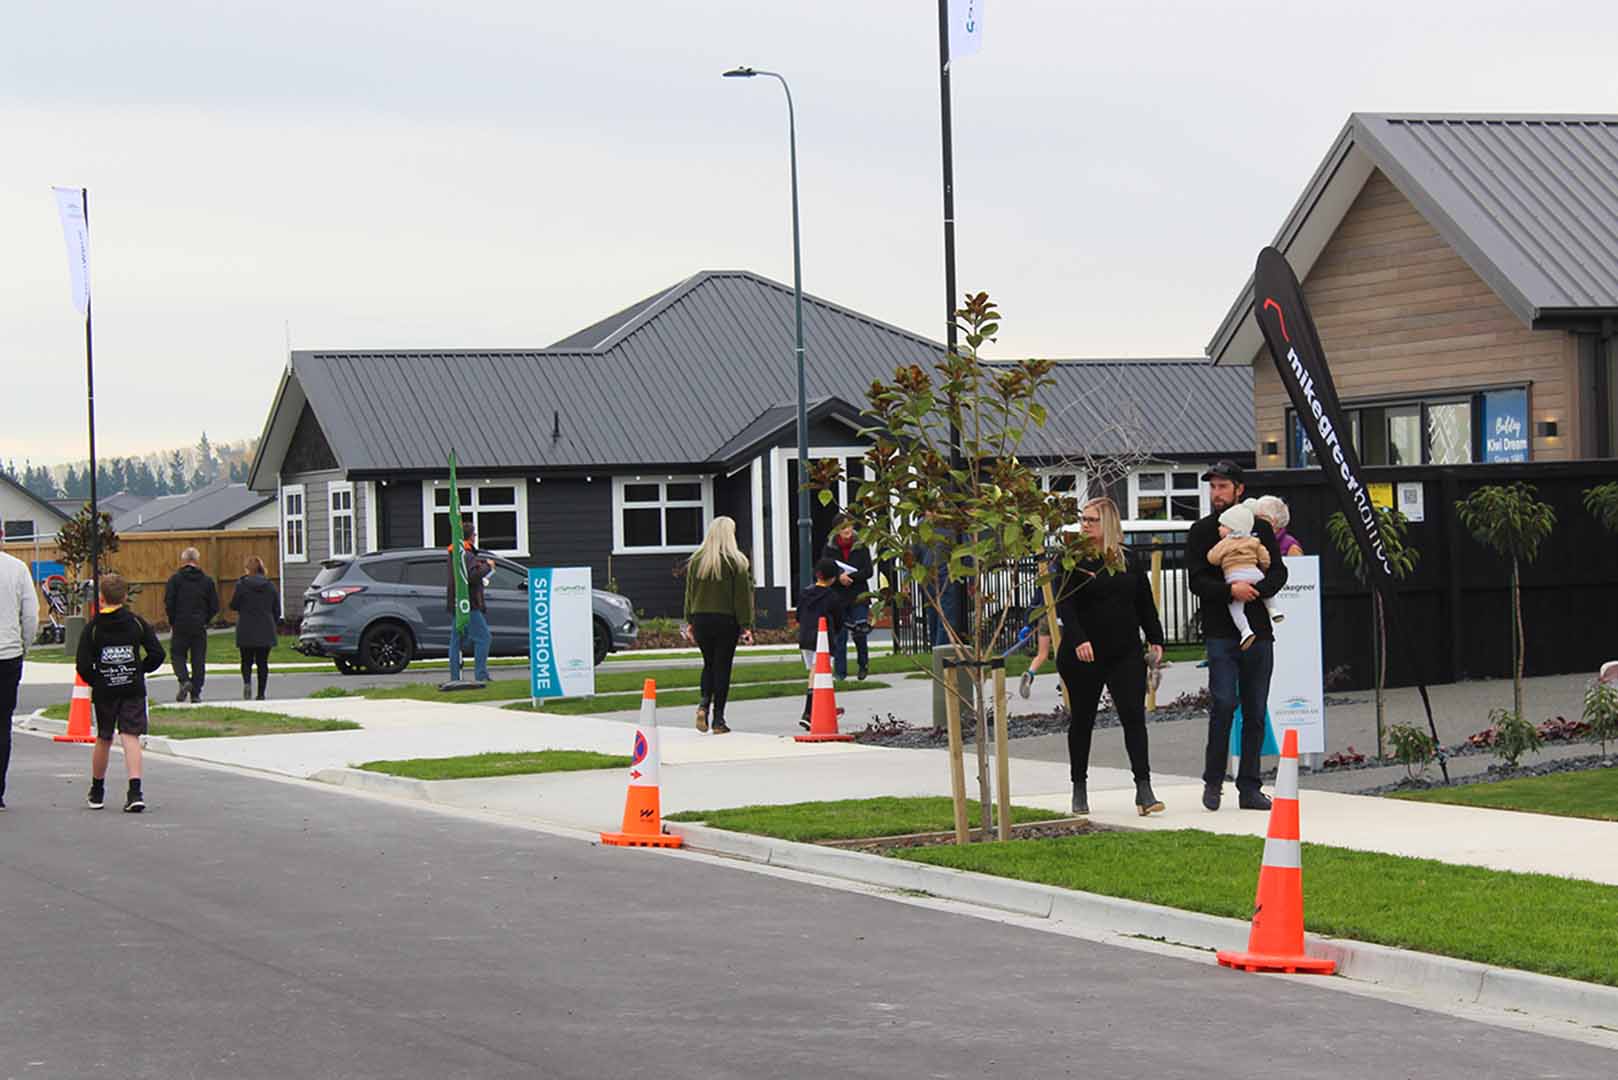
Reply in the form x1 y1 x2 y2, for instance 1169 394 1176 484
820 816 1104 853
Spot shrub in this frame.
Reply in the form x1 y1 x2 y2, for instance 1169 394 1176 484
1584 679 1618 758
1487 708 1543 769
1387 723 1437 781
1535 716 1590 743
1323 747 1366 769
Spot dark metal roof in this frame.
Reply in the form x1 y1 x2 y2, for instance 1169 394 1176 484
1210 113 1618 365
270 271 1252 479
1027 361 1253 458
114 482 274 533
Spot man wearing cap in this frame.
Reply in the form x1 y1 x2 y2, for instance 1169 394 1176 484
1186 461 1287 812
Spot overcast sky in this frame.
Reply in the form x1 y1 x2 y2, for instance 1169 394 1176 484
5 1 1618 466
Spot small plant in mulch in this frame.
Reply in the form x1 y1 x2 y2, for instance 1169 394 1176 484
1486 708 1544 769
1165 687 1211 712
1583 677 1618 759
1323 664 1353 692
1323 747 1367 769
861 712 912 738
1387 723 1437 781
1535 716 1590 743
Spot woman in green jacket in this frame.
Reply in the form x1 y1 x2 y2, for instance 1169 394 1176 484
682 516 754 734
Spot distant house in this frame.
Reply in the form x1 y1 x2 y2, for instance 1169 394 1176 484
108 481 277 534
3 474 69 542
249 271 1253 616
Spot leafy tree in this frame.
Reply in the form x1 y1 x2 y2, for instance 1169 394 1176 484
1584 677 1618 759
194 432 219 487
168 449 188 494
1585 481 1618 535
55 503 120 615
62 465 82 500
228 458 247 483
1455 482 1556 721
1326 504 1419 760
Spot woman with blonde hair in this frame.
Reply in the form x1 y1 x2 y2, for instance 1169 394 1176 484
1054 497 1167 816
682 516 754 734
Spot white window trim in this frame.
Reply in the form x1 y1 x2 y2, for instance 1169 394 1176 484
328 481 356 558
611 474 713 555
282 483 307 564
363 481 380 554
421 478 530 557
1125 465 1209 525
749 457 766 588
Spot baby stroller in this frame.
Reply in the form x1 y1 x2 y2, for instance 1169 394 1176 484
37 574 70 645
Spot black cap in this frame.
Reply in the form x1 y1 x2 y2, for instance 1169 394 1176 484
1200 460 1245 484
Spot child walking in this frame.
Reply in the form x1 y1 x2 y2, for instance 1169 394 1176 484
1207 505 1281 650
74 574 165 812
795 559 849 731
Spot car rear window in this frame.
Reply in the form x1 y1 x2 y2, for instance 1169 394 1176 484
311 562 352 589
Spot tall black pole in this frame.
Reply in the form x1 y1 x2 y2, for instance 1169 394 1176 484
781 76 813 596
82 187 101 611
937 2 966 638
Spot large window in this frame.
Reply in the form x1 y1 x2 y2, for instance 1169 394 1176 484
2 519 35 541
282 484 306 564
1039 469 1090 505
328 482 355 558
1127 468 1206 523
612 476 711 553
423 480 528 556
1288 391 1505 467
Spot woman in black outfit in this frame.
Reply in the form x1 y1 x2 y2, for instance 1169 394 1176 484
1055 497 1166 817
230 555 281 701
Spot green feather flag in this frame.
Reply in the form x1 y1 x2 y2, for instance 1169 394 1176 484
448 450 470 636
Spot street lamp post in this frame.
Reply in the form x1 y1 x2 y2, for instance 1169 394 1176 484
723 65 813 595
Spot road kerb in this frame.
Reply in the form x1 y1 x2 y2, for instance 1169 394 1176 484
312 767 437 803
665 821 1618 1032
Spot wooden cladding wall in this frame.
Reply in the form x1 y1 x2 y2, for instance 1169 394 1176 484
1252 169 1580 464
2 529 281 630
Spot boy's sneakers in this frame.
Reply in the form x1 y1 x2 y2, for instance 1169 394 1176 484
87 780 105 810
124 783 145 814
0 796 7 810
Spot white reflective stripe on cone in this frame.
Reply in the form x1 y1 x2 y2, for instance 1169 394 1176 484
813 672 835 690
1262 837 1302 869
72 684 91 699
816 628 830 654
1274 755 1299 799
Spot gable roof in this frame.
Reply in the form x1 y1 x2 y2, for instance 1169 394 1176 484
250 271 1254 485
1028 361 1252 458
1209 113 1618 366
49 491 147 520
114 482 274 533
2 474 71 528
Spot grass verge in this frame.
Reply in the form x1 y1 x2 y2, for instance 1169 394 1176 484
356 750 629 780
666 796 1065 843
40 702 359 739
504 678 889 715
1391 767 1618 821
900 829 1618 987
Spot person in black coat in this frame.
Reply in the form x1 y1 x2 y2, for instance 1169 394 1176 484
229 556 282 701
1054 497 1166 817
822 519 875 680
164 548 219 703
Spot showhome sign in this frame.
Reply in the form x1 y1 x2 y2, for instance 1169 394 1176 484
529 567 595 701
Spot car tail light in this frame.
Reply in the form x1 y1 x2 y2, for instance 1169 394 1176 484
323 635 342 643
318 586 367 604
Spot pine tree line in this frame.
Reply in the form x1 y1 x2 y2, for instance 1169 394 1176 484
5 433 254 502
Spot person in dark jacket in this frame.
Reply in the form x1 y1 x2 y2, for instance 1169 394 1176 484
681 517 755 735
163 548 218 703
76 574 164 813
1055 497 1167 817
795 559 850 730
230 555 281 701
822 519 874 680
1186 461 1288 813
446 522 492 684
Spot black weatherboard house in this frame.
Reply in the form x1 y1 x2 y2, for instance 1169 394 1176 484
248 271 1254 619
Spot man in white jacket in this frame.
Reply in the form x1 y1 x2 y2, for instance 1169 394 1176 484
0 525 42 809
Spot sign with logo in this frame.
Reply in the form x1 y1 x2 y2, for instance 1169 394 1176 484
528 567 596 701
1268 556 1325 754
1368 483 1394 511
1482 389 1530 463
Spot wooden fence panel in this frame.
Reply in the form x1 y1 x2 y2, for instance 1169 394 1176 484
2 529 282 630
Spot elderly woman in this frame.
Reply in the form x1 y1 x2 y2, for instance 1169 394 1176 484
1255 495 1303 556
1055 496 1167 817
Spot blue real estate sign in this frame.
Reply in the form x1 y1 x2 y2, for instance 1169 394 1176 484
528 567 596 701
1482 389 1530 463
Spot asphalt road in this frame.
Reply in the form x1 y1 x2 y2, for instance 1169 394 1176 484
2 736 1611 1079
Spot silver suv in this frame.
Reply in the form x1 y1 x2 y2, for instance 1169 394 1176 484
294 549 638 674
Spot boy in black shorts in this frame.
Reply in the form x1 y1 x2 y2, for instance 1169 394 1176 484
74 574 165 812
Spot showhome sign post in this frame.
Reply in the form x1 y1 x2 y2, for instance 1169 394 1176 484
1230 555 1325 761
529 567 596 705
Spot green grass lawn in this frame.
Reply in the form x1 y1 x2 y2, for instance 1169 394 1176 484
666 796 1066 843
40 702 359 739
503 678 890 715
355 750 629 780
1391 768 1618 821
900 829 1618 987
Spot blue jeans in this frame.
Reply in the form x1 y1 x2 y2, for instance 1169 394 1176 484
1204 637 1274 793
831 603 870 679
449 610 491 683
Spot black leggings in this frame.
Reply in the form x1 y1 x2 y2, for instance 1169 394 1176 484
239 647 270 696
690 614 740 721
1056 640 1151 784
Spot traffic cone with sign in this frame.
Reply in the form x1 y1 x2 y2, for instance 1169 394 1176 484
54 673 97 744
795 617 853 743
1217 728 1335 975
600 679 682 849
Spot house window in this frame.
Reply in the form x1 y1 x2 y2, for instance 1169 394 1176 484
2 519 35 541
1128 468 1205 523
328 482 355 558
1288 392 1490 467
1040 470 1090 502
282 484 306 564
424 479 528 556
612 476 712 553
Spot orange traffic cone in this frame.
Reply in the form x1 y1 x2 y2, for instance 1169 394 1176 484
795 617 853 744
1217 728 1335 975
600 679 683 849
54 673 97 744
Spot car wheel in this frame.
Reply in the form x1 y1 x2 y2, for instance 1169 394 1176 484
593 618 611 666
359 622 415 675
334 657 362 676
